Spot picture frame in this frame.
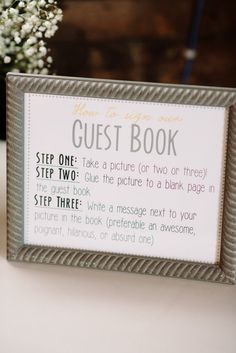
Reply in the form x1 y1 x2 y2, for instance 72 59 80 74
7 73 236 284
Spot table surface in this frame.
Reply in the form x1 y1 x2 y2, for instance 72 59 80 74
0 141 236 353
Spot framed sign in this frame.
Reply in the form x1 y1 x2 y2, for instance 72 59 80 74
7 73 236 283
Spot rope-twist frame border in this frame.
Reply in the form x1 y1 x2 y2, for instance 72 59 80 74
7 73 236 284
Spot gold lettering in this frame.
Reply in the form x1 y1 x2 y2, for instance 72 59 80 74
73 103 98 118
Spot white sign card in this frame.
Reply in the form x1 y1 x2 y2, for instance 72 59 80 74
24 94 227 264
7 74 236 283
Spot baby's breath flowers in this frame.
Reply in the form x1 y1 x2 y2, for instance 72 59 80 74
0 0 63 75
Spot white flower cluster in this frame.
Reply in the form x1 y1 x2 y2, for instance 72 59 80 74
0 0 62 74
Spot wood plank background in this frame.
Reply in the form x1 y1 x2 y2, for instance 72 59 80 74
49 0 236 86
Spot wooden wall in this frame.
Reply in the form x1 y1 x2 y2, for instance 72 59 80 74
49 0 236 86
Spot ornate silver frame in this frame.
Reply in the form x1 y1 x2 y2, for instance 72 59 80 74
7 73 236 283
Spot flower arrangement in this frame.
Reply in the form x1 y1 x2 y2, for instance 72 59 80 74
0 0 63 76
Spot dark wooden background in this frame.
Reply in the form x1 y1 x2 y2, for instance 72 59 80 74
50 0 236 87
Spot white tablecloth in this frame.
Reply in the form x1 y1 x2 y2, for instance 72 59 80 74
0 141 236 353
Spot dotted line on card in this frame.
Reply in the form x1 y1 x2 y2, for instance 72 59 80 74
25 94 31 244
29 93 225 111
24 238 218 265
216 107 230 264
